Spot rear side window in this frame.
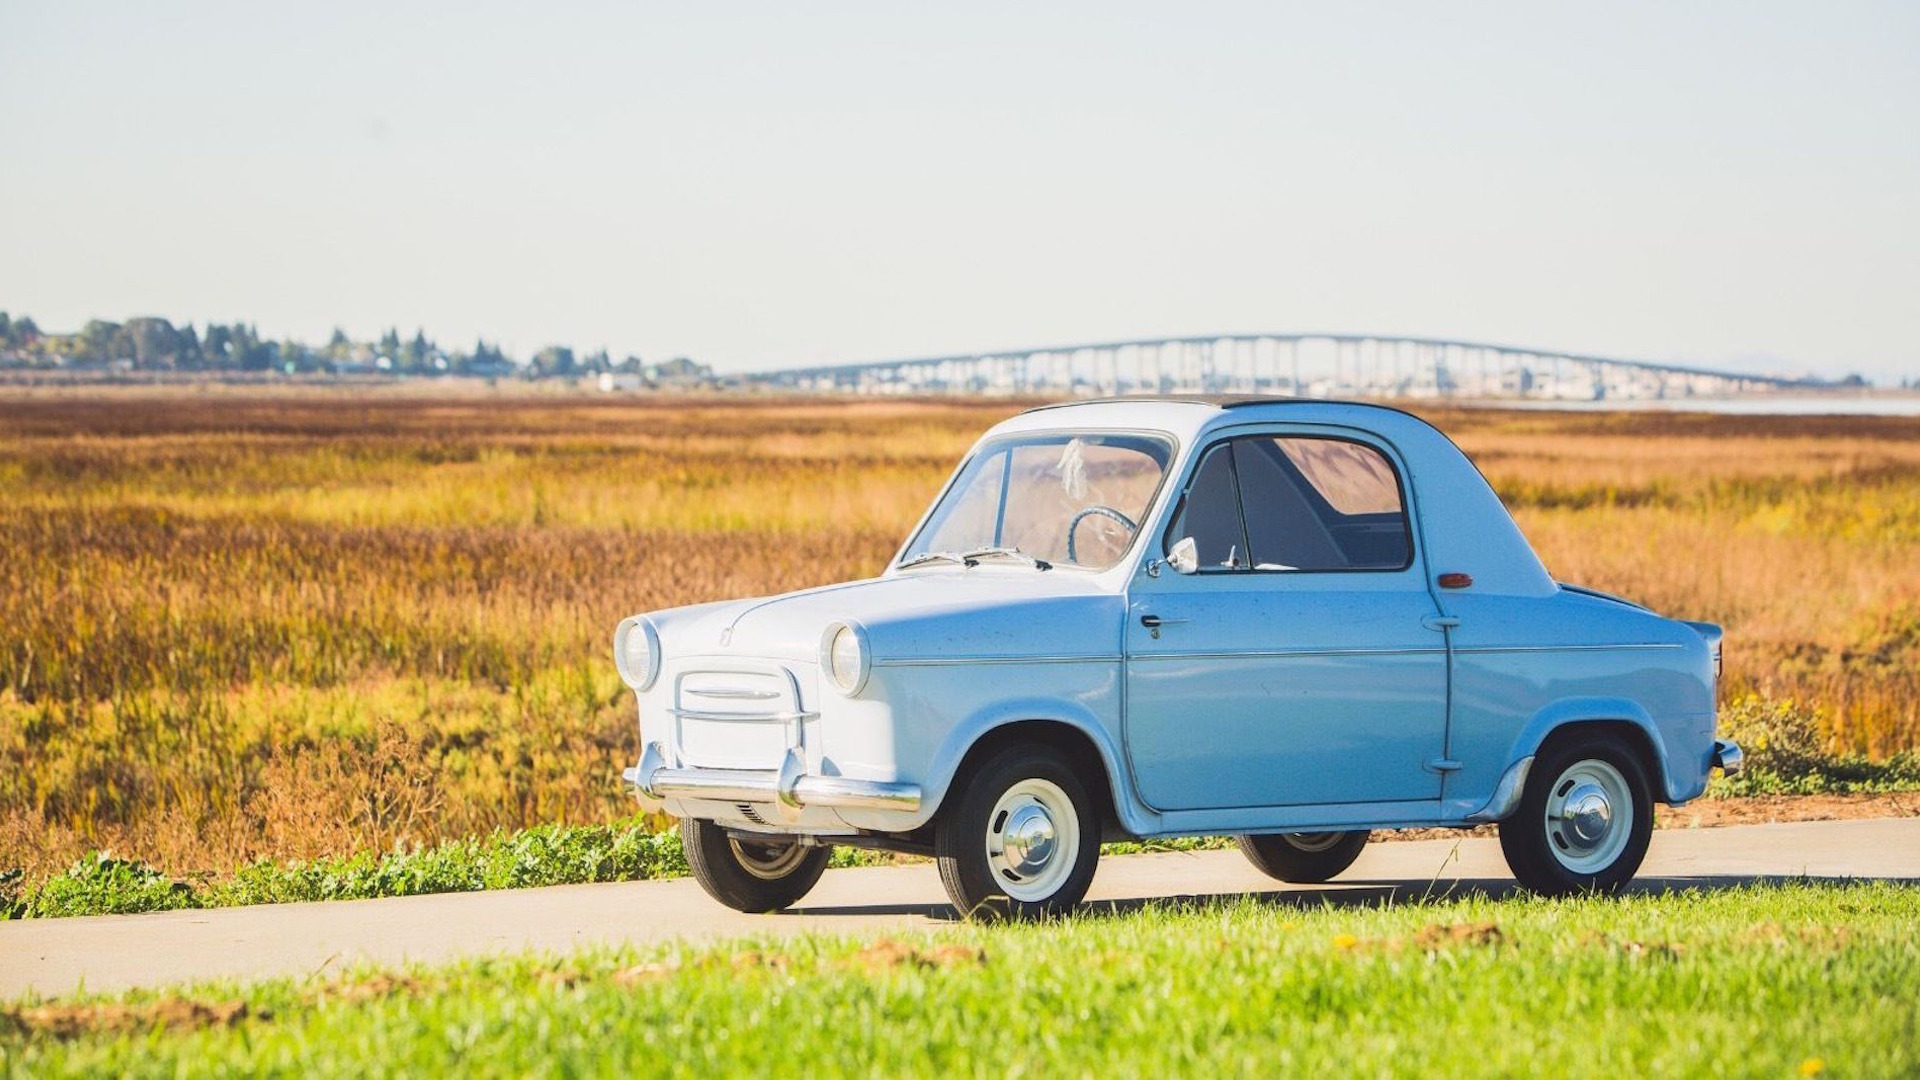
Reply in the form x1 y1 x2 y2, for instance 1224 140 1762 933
1164 435 1413 572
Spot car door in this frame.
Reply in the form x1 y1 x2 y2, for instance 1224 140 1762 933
1123 430 1450 811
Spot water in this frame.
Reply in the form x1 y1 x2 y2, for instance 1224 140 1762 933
1476 395 1920 417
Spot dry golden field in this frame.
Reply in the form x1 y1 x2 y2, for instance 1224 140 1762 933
2 387 1916 879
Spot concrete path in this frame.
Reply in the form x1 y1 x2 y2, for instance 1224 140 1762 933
3 818 1915 999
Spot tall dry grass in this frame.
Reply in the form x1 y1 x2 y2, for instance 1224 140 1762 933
1 387 1914 878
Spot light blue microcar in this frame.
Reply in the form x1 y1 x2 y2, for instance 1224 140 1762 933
618 398 1742 917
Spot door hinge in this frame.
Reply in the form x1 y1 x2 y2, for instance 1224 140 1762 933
1421 615 1461 632
1425 758 1464 773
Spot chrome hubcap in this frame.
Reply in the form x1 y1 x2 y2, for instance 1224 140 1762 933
1001 805 1057 875
729 837 810 880
986 778 1080 902
1543 759 1632 874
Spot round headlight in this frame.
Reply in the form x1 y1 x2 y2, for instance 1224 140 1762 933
821 621 870 696
614 617 661 691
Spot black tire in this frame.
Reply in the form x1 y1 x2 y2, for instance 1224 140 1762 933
935 744 1101 921
682 818 831 913
1237 830 1371 883
1499 730 1655 896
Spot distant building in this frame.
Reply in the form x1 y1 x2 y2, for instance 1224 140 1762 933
464 358 518 379
599 372 647 392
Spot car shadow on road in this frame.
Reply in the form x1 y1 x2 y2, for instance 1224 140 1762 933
792 873 1918 923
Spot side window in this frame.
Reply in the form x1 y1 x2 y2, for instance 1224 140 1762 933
1235 441 1346 570
1165 435 1412 573
1163 442 1247 569
1276 438 1406 516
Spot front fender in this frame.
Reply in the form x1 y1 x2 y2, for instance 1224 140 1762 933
916 695 1158 836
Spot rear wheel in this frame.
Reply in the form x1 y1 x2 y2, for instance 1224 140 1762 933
1499 731 1654 896
1238 830 1371 883
682 818 831 913
935 744 1100 920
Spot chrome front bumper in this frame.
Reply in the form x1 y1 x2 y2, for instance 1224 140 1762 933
1712 738 1744 777
623 741 922 822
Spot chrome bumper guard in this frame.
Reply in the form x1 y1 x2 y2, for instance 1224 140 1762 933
1712 738 1744 777
623 741 921 822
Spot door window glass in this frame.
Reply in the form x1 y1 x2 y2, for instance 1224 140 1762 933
1162 442 1247 569
1277 439 1405 515
1165 435 1412 572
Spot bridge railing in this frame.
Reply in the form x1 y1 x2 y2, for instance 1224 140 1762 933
750 334 1828 400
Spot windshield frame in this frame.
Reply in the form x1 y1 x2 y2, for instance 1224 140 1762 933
892 427 1181 573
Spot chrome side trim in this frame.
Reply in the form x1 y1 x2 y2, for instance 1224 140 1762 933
883 644 1684 667
1131 647 1447 661
1712 739 1744 777
630 741 921 814
874 654 1121 667
1465 755 1533 823
1455 644 1683 655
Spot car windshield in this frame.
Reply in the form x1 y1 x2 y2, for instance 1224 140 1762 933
900 432 1174 571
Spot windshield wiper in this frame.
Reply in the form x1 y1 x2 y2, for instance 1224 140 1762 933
960 546 1053 571
896 550 976 570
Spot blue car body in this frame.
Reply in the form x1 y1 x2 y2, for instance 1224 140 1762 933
619 399 1726 847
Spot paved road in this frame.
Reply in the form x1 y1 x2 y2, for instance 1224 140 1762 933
3 818 1915 999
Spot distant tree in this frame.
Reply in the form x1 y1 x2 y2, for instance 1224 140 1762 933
179 323 203 369
231 322 276 371
202 324 235 367
280 338 309 373
403 329 431 372
125 317 185 369
75 320 124 364
455 338 512 375
0 312 639 377
531 345 577 378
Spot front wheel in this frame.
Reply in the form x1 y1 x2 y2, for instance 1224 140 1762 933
1498 732 1654 896
935 744 1101 920
682 818 832 913
1238 830 1371 883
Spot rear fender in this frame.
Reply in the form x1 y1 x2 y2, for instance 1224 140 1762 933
1511 697 1683 801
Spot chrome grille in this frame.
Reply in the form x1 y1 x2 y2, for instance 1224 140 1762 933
671 666 813 770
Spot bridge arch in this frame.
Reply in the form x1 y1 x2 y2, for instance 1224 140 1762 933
755 334 1825 401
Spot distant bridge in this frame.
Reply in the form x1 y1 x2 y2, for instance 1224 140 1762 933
752 334 1832 401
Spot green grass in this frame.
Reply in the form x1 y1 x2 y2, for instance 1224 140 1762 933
2 820 691 919
3 882 1914 1077
1 822 1239 919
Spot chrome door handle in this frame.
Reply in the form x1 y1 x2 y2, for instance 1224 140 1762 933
1139 614 1188 628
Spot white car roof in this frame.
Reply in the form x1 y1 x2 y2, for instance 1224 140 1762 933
983 397 1558 596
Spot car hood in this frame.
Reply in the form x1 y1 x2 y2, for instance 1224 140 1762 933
646 568 1125 664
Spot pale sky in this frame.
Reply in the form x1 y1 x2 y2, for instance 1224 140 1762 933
2 3 1916 379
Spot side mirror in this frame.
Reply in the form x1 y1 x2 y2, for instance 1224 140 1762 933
1167 536 1199 575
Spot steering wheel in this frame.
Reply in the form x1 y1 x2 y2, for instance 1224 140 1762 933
1066 505 1139 563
